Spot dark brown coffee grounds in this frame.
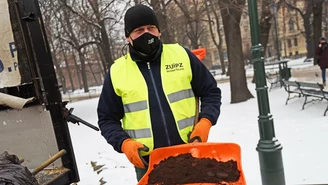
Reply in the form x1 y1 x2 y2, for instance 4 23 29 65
147 153 240 185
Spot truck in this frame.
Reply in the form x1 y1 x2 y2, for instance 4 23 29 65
0 0 97 184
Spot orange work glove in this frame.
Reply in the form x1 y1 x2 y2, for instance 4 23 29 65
121 139 149 168
188 118 212 143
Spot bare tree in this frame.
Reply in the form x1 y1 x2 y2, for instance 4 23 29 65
58 0 102 92
48 0 84 90
251 0 284 84
204 0 226 74
88 26 107 76
312 0 324 64
40 0 68 93
259 0 284 53
286 0 315 59
173 0 207 49
219 0 254 103
324 0 328 38
60 0 130 71
145 0 175 43
58 38 76 91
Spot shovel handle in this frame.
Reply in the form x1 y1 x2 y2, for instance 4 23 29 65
32 149 66 175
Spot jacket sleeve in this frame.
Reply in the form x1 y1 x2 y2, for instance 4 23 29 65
184 48 222 126
97 72 130 153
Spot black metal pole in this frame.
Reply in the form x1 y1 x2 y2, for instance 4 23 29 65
16 0 80 183
247 0 286 184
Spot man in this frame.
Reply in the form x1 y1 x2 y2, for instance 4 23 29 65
316 36 328 86
97 4 221 181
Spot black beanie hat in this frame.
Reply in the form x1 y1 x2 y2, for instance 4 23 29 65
124 4 160 37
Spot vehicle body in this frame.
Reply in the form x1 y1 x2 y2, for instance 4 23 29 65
0 0 82 184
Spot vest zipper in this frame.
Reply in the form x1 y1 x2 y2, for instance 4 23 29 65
147 62 171 146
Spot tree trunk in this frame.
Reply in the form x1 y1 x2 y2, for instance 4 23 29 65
48 37 67 93
78 50 89 92
312 0 324 65
189 31 200 49
87 58 99 86
286 1 314 58
97 45 107 75
252 0 272 84
219 0 254 103
72 51 83 89
259 0 272 53
92 45 105 76
304 16 314 58
90 28 107 75
218 37 226 75
51 51 67 93
99 20 114 69
60 41 75 91
259 0 285 54
325 1 328 38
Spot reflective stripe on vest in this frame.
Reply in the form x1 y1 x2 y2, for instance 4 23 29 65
168 89 194 103
125 128 152 139
110 43 196 156
124 100 147 113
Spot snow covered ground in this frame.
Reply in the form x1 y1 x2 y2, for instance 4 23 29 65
212 57 314 81
67 58 328 185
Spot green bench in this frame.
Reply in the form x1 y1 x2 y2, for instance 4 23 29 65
282 80 328 116
266 72 281 92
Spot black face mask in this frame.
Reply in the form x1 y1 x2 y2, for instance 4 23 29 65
131 32 160 56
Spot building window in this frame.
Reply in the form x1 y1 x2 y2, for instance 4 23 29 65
289 19 294 32
287 39 292 48
294 38 298 46
289 52 293 56
295 51 299 55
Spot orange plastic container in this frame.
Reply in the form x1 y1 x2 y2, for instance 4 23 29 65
138 142 246 185
191 48 206 61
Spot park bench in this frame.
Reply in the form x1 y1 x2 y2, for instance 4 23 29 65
296 81 328 116
282 80 328 116
266 72 281 91
265 59 291 91
281 80 302 105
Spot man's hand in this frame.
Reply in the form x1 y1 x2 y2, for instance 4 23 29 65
121 139 149 168
319 43 322 48
188 118 212 143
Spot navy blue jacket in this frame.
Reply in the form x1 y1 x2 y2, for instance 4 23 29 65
97 43 221 162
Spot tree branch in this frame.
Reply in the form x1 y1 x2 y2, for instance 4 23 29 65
285 0 305 17
78 41 100 51
59 37 76 48
100 0 115 14
59 0 102 30
165 0 173 7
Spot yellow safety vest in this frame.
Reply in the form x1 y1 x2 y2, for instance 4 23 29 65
110 44 196 156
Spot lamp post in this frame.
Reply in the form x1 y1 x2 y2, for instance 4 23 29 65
269 2 281 61
247 1 286 185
